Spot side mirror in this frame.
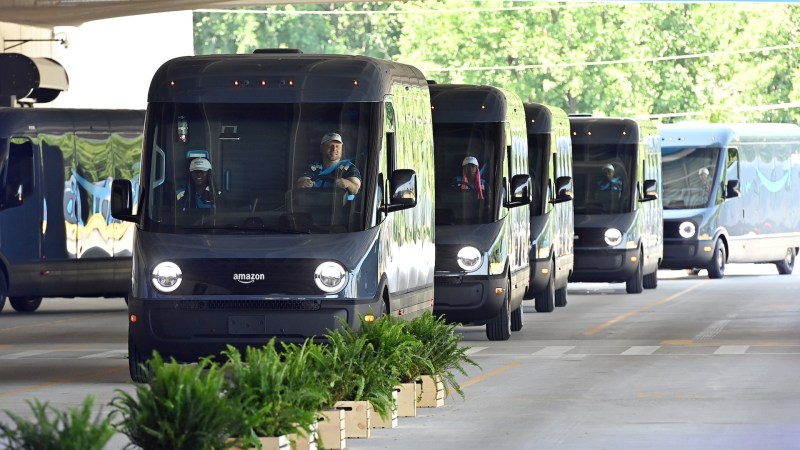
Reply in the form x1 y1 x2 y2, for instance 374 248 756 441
386 169 417 212
111 179 138 222
552 175 573 204
725 179 741 199
640 179 658 202
505 173 531 208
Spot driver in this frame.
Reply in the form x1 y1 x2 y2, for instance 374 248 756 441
296 132 361 196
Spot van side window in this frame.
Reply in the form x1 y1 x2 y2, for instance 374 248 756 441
0 137 35 210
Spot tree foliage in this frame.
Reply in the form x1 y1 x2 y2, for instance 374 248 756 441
194 1 800 123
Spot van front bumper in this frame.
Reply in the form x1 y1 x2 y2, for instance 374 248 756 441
127 295 382 363
570 247 640 283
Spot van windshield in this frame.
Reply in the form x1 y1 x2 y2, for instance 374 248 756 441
433 123 500 225
661 145 721 209
572 143 636 215
141 102 377 234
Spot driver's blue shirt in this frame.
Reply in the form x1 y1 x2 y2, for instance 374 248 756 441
597 177 623 192
176 185 214 210
302 160 362 189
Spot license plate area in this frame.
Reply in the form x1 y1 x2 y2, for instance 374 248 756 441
228 315 266 335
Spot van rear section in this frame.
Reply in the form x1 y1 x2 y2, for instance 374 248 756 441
0 108 143 313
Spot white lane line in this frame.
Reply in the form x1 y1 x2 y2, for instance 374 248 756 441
0 350 55 360
78 350 128 359
465 346 487 355
714 345 750 355
621 346 661 356
532 346 575 356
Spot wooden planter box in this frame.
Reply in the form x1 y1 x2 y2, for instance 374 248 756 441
417 374 445 408
369 389 398 428
229 435 290 450
316 408 346 450
287 421 318 450
334 400 371 439
396 382 418 417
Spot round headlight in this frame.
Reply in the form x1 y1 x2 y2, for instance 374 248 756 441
457 246 482 272
679 221 696 238
604 228 622 247
152 262 182 293
314 262 347 293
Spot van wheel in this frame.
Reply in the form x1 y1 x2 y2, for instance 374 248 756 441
643 271 658 289
10 297 42 313
555 286 568 307
486 285 511 341
128 332 151 383
626 253 644 294
775 248 796 275
0 272 7 313
707 240 726 279
534 269 555 313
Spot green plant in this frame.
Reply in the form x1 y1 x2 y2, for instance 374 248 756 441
110 352 238 450
356 314 432 384
316 325 396 418
223 339 330 443
405 311 481 398
0 396 114 450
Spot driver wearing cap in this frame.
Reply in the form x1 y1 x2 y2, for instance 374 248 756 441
296 132 362 196
177 157 215 210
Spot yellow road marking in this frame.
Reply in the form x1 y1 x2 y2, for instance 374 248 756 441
584 282 708 336
460 361 522 390
0 365 128 398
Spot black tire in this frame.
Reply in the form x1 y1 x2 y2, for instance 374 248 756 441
0 271 7 313
686 268 701 276
775 248 796 275
128 332 151 383
555 286 568 308
643 271 658 289
486 285 511 341
10 296 43 313
707 240 726 279
626 253 644 294
534 269 556 313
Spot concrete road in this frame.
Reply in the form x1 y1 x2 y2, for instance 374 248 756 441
0 264 798 449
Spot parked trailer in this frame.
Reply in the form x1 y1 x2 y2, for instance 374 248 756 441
522 103 574 312
569 117 663 293
659 122 800 278
111 51 435 381
0 108 144 313
429 83 531 341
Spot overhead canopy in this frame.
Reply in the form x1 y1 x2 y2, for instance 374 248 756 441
0 53 69 104
0 0 328 28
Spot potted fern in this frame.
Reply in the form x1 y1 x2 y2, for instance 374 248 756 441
223 339 330 450
0 396 114 450
314 326 397 439
354 314 432 422
110 352 239 450
405 311 481 407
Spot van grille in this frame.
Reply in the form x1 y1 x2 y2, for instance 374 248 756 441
177 299 322 311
